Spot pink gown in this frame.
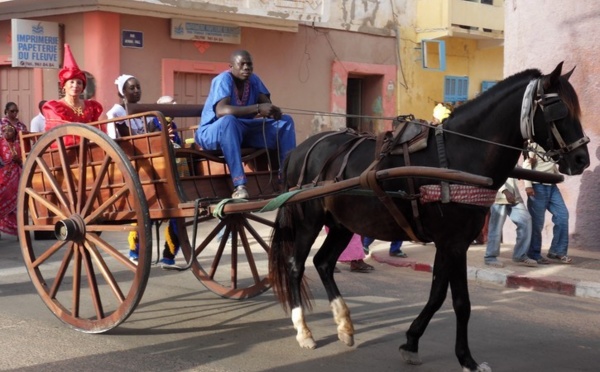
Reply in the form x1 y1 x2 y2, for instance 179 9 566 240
0 138 21 235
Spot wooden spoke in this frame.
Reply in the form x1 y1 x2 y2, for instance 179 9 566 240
18 124 151 333
178 213 273 300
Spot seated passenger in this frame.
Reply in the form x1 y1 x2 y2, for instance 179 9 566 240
106 74 145 138
43 44 103 146
195 50 296 199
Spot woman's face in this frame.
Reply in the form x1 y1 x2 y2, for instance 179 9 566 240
123 78 141 104
64 79 84 98
3 124 16 140
5 104 19 120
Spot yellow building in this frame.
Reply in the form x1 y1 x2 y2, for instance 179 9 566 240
398 0 504 120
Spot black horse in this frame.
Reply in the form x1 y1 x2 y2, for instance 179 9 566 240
268 62 590 371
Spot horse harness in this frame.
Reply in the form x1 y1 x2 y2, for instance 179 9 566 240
294 116 434 242
521 78 589 159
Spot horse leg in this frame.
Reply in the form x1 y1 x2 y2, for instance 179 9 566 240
289 218 326 349
313 226 355 346
448 250 491 372
400 247 450 365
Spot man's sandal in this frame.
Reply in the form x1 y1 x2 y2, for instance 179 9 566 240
547 253 573 264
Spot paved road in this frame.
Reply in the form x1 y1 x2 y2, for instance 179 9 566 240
1 233 599 372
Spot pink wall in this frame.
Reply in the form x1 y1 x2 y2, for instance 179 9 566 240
504 0 600 251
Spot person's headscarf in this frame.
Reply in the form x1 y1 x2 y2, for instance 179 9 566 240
115 74 135 96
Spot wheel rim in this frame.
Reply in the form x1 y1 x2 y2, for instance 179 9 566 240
17 125 151 333
178 212 273 299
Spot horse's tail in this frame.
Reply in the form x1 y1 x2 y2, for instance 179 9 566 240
269 203 313 313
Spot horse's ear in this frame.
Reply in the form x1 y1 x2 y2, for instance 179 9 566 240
562 65 576 81
543 61 564 88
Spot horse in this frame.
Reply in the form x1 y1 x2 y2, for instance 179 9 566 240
268 62 590 371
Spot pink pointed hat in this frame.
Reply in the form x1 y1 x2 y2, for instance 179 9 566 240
59 44 86 89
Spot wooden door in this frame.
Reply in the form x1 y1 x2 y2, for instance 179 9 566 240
0 67 35 128
173 72 216 129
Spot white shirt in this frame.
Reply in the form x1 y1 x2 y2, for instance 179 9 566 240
30 113 46 132
106 103 145 138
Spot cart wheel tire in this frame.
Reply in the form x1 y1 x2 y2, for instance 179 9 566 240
178 212 273 299
17 124 152 333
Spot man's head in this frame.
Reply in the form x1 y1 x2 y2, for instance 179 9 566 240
229 50 253 81
38 100 47 113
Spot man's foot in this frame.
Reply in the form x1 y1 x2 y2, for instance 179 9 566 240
485 260 504 268
547 253 573 264
160 257 175 266
128 251 138 264
389 251 408 258
350 260 374 273
536 257 550 265
517 257 538 267
232 185 249 199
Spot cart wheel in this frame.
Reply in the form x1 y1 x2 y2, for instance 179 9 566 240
178 212 273 299
17 124 151 333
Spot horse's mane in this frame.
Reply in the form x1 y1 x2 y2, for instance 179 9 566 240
450 67 581 123
450 69 542 122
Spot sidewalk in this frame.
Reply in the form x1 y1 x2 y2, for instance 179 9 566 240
368 241 600 300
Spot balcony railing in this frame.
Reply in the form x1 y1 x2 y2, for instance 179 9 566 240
416 0 504 41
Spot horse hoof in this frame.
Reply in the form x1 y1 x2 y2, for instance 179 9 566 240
298 338 317 349
399 347 422 365
462 362 492 372
338 332 354 347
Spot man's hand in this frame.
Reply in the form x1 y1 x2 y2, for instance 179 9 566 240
503 190 517 204
525 187 535 197
258 103 282 120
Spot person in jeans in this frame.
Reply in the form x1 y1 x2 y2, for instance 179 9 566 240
484 177 537 268
523 142 572 264
362 237 406 257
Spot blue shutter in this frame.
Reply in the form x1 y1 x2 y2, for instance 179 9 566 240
444 76 468 103
481 80 497 92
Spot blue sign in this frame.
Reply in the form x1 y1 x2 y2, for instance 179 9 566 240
122 30 143 48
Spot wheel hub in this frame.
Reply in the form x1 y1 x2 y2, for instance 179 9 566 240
54 214 86 242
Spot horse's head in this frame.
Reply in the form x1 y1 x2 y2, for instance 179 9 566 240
525 62 590 175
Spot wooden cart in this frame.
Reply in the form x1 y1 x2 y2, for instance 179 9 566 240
17 105 558 333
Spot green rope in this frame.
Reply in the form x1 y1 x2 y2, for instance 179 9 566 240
258 189 304 212
212 198 251 218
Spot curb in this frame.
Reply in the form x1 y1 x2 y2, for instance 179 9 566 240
372 253 600 300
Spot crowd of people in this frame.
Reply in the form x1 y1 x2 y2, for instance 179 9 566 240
0 45 575 271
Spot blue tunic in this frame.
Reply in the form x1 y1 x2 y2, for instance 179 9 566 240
195 71 296 188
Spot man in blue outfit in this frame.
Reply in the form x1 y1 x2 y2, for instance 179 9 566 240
195 50 296 199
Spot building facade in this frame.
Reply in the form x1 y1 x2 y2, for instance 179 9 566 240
504 0 600 251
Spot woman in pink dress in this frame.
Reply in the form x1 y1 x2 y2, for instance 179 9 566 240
0 123 22 236
0 102 29 138
42 44 103 146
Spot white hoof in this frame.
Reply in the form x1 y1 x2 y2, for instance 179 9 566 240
338 332 354 347
463 362 491 372
400 348 422 365
298 337 317 349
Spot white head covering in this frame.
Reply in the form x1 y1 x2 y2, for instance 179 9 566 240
115 74 135 96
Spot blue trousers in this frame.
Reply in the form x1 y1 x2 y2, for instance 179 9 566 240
362 236 403 253
484 203 531 263
527 183 569 259
196 115 296 187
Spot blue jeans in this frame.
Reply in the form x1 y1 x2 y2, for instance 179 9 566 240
362 237 403 253
527 183 569 259
484 203 531 263
196 115 296 187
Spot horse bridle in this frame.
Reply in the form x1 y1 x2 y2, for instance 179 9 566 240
521 78 589 159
